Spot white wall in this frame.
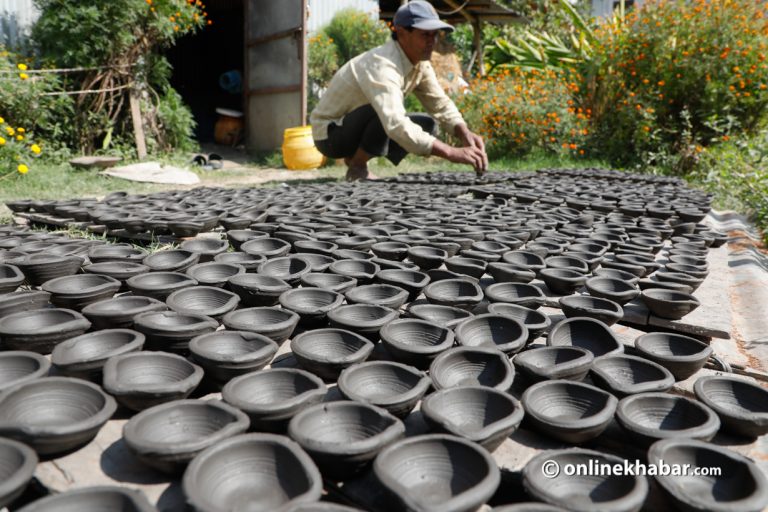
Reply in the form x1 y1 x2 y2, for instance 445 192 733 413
307 0 380 33
0 0 39 48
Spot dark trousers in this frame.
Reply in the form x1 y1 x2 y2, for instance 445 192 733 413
314 104 437 166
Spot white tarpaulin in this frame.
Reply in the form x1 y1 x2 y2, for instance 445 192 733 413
101 162 200 185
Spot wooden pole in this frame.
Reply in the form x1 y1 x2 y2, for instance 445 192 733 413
441 0 483 76
129 89 147 160
472 19 484 76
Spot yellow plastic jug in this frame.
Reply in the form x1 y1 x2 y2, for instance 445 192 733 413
282 125 325 170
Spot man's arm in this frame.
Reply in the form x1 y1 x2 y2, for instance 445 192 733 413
414 65 488 174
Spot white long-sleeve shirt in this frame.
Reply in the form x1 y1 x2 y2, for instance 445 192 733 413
310 38 466 156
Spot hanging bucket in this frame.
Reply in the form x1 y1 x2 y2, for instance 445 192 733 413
282 126 325 170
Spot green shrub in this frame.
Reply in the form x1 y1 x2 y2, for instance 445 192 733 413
579 0 768 171
153 87 197 153
456 67 589 158
308 32 339 114
320 8 389 64
689 131 768 243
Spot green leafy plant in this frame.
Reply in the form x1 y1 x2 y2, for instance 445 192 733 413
308 32 339 114
484 0 598 72
689 131 768 243
152 87 197 153
320 8 389 64
31 0 208 154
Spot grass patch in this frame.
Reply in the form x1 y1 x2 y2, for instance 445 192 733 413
0 163 169 203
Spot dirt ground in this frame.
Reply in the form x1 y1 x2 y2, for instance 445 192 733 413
198 167 324 187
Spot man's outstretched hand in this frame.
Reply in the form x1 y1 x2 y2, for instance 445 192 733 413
454 124 488 175
432 141 488 175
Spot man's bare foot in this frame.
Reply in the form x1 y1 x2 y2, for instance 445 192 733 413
345 165 367 181
345 165 378 181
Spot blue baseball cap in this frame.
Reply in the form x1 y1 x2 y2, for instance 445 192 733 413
393 1 454 32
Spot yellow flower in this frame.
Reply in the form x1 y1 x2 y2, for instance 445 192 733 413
30 144 41 154
16 135 23 141
0 137 5 146
19 73 28 80
17 63 27 71
0 117 4 124
6 127 14 136
17 127 24 133
17 164 28 174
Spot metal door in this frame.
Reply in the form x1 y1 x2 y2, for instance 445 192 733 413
245 0 307 151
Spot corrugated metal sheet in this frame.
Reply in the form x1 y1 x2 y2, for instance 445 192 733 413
0 0 39 48
307 0 380 33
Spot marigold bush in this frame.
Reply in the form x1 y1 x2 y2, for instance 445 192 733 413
0 47 73 151
0 115 43 180
580 0 768 170
456 67 590 158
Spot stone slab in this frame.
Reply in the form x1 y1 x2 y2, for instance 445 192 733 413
69 156 122 169
531 243 732 339
14 212 82 229
647 244 731 339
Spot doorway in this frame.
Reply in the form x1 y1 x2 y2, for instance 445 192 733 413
166 0 245 143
